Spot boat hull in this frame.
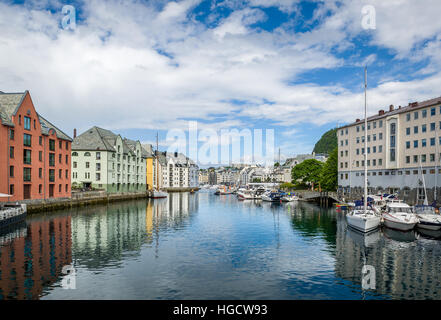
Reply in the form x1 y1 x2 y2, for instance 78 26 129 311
346 214 381 233
151 190 168 198
0 212 27 228
383 217 416 231
417 220 441 231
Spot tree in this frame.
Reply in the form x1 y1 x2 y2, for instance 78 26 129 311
320 147 338 191
291 159 324 188
274 162 280 167
313 128 337 155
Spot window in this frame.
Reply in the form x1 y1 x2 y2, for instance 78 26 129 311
49 139 55 151
406 156 410 163
59 154 62 164
10 146 14 158
379 145 383 153
84 152 91 157
406 141 410 149
59 140 62 149
414 140 418 148
431 107 436 116
59 184 62 193
373 146 376 153
430 154 435 162
422 154 427 163
24 116 31 130
357 126 360 132
9 129 14 140
39 151 42 161
72 152 78 156
414 155 418 163
379 133 383 140
96 163 101 171
431 123 436 131
23 133 31 147
96 152 101 160
390 149 396 162
414 126 418 134
49 169 55 182
422 139 427 147
39 168 42 178
422 124 427 133
422 109 427 118
66 170 69 179
39 136 42 145
431 137 436 146
9 166 14 177
23 168 31 182
66 141 68 149
39 184 42 194
10 185 14 195
390 135 395 147
66 155 69 164
23 149 31 164
49 153 55 166
406 114 411 121
73 161 77 168
96 173 101 181
414 111 419 120
379 120 383 128
373 134 376 141
86 162 90 169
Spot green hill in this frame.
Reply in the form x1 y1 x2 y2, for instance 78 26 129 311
313 128 337 155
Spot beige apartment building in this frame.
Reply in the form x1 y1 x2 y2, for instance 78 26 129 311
338 96 441 205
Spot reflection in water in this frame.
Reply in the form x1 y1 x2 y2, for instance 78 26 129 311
335 213 441 299
1 191 441 300
0 216 71 300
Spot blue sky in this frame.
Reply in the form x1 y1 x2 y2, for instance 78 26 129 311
2 0 441 165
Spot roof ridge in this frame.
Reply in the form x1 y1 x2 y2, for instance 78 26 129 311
38 113 72 141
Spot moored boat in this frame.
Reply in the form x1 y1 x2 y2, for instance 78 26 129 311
346 203 381 233
382 202 419 231
414 205 441 231
0 202 27 228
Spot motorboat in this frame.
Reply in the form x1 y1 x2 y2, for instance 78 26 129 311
237 189 257 200
0 202 27 228
261 191 282 202
280 192 299 202
151 189 168 198
382 202 419 231
366 195 387 215
346 203 381 233
414 205 441 231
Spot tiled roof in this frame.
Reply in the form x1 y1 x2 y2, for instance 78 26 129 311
0 91 72 141
0 92 26 126
38 114 72 141
340 95 441 129
141 144 154 157
72 126 117 151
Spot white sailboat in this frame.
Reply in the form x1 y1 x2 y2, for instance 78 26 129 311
346 67 381 233
151 133 167 199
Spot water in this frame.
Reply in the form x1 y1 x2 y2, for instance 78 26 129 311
1 191 441 300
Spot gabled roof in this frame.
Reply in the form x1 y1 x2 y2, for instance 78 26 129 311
72 126 117 151
38 114 72 141
0 92 26 127
0 91 72 141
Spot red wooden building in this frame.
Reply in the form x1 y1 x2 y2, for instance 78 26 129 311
0 91 72 201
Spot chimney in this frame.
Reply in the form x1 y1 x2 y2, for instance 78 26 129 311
379 110 385 116
356 118 360 122
398 105 402 109
73 128 77 138
389 105 394 112
409 102 418 107
174 152 178 157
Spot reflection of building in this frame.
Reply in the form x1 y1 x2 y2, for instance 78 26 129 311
334 215 441 299
71 201 148 267
0 216 72 299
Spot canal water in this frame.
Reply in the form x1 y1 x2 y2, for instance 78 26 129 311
1 191 441 300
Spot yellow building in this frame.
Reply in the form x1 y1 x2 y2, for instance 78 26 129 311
142 144 155 190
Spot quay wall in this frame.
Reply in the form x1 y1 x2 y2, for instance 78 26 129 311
11 188 200 214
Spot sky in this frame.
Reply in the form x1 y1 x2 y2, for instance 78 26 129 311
2 0 441 166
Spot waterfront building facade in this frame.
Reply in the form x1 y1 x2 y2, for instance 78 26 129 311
0 91 72 201
71 127 148 193
338 96 441 205
142 144 154 190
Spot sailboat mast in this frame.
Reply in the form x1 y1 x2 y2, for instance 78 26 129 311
156 133 159 191
420 157 428 205
364 67 368 212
